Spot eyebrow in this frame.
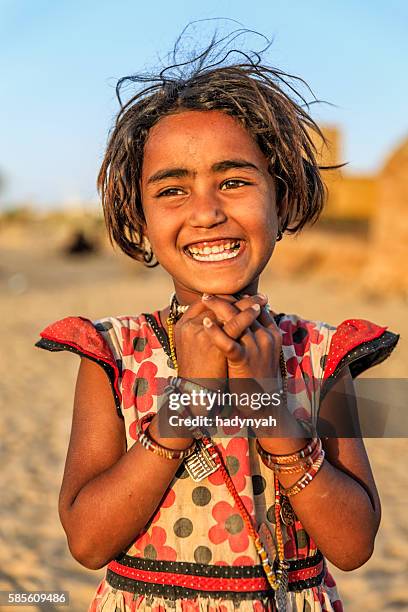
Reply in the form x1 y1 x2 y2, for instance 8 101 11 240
147 158 260 185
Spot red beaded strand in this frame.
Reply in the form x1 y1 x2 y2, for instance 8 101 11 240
165 307 289 592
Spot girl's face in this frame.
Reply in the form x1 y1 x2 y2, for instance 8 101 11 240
140 110 280 303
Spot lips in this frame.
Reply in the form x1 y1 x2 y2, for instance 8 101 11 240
183 238 245 262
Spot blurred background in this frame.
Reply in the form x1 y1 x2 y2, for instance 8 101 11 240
0 1 407 610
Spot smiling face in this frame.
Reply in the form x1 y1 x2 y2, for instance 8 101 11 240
140 110 280 303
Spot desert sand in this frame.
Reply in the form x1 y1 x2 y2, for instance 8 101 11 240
0 216 407 611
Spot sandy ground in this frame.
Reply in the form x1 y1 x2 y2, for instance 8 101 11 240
1 222 407 611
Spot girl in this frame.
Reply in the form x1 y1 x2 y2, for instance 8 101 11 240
36 35 399 612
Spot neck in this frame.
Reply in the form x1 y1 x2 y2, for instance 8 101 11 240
171 278 260 306
158 278 260 331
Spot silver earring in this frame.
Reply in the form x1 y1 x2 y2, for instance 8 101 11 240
142 238 155 265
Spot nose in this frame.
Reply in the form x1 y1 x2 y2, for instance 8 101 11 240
188 190 227 228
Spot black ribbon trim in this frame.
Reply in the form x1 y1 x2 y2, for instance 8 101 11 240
320 330 400 402
106 551 324 598
35 338 123 419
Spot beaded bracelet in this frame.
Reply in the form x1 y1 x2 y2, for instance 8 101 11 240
280 449 325 497
164 376 218 439
256 436 318 467
135 412 196 460
270 439 323 474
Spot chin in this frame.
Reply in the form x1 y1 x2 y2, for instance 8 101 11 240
194 280 250 296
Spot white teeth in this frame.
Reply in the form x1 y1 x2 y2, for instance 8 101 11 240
186 240 241 257
189 249 241 262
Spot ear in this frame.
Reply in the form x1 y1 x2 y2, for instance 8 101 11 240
277 192 289 231
141 218 149 242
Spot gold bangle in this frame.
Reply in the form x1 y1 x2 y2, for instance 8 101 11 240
256 437 319 466
272 440 323 474
280 449 325 497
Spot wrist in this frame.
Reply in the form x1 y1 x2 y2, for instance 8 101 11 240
177 373 227 394
257 437 309 456
148 413 195 450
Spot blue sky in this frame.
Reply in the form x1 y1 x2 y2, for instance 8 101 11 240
1 0 407 208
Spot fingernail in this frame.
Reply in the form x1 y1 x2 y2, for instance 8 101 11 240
257 293 268 301
251 303 261 312
202 293 212 301
203 317 213 327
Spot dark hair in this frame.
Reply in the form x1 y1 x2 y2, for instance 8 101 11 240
98 27 334 267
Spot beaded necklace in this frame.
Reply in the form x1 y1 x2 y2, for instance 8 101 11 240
165 292 290 608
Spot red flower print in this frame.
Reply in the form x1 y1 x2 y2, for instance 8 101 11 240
122 369 138 410
293 406 312 421
121 319 162 361
161 487 176 508
121 326 141 357
280 319 324 352
299 355 320 396
233 555 255 566
134 526 177 561
287 375 307 396
214 560 228 566
286 359 317 395
208 438 250 492
122 361 167 412
279 319 295 347
209 497 253 553
285 356 299 378
137 508 161 536
215 555 255 566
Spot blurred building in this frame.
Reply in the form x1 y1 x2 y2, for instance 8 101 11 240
315 126 408 296
312 126 377 222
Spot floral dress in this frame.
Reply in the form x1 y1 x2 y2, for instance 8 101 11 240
36 310 399 612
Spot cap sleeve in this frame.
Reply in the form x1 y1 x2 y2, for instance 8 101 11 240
320 318 400 400
35 316 122 418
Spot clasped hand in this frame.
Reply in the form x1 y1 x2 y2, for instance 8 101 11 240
174 292 283 422
173 293 310 444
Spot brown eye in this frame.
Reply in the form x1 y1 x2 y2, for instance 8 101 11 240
157 187 185 197
221 179 249 190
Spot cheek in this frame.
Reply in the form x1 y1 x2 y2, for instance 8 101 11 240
253 198 278 235
144 214 178 254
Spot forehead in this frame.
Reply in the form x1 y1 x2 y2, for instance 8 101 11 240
142 110 268 172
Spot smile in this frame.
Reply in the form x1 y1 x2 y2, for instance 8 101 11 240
183 239 244 262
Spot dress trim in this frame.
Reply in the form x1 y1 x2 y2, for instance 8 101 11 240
35 317 123 418
106 551 325 598
320 330 400 402
144 312 173 362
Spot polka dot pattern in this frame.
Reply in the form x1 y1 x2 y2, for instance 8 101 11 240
36 310 399 612
194 546 212 564
173 518 193 538
192 486 211 506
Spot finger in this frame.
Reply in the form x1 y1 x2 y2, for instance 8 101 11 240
222 304 263 340
201 294 240 323
175 298 213 323
254 308 283 351
202 317 244 363
257 305 281 331
233 293 269 312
